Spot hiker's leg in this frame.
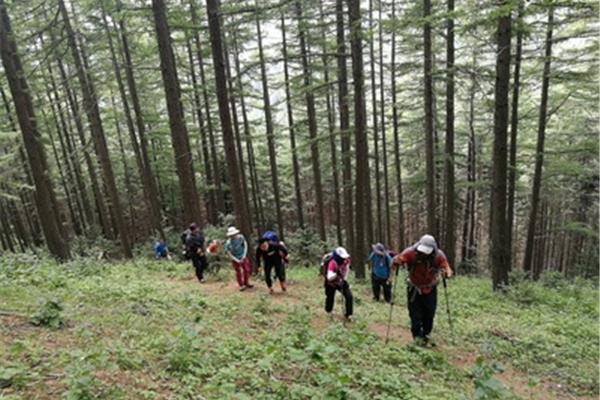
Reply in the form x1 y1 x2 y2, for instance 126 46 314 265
407 287 424 339
275 261 286 283
422 287 438 337
232 261 244 287
192 256 203 281
199 255 208 279
371 274 380 301
383 279 392 303
341 281 353 318
324 283 335 313
264 262 273 288
242 258 251 286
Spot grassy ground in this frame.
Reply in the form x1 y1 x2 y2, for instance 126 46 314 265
0 256 597 399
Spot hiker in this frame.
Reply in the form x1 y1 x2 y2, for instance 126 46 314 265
181 227 192 260
224 226 253 291
255 236 288 294
392 234 453 346
322 247 353 321
368 243 393 303
186 223 208 283
153 239 171 260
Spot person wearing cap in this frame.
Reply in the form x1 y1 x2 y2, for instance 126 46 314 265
255 237 288 294
368 243 393 303
392 234 453 345
186 223 207 283
224 226 253 291
324 247 353 320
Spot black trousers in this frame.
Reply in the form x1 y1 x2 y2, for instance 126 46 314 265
192 255 207 281
264 261 286 288
371 274 392 303
407 286 437 339
324 280 353 318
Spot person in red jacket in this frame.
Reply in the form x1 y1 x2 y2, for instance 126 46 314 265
392 234 453 345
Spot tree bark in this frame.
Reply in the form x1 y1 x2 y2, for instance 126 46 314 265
423 0 437 237
256 12 284 239
0 1 70 260
390 0 404 249
281 11 304 230
523 5 554 277
443 0 456 266
347 0 368 278
59 0 132 257
490 2 511 290
507 0 524 270
205 0 252 239
296 0 327 241
336 0 353 250
152 0 204 229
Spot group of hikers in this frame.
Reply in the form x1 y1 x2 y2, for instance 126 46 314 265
168 225 453 346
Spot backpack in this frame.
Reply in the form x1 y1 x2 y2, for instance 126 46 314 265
319 252 334 276
262 231 279 243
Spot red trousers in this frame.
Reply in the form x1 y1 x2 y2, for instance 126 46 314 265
232 258 251 287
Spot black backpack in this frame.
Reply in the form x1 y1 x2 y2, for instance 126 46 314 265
319 252 334 276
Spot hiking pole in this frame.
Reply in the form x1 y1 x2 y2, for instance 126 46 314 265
442 277 454 335
385 264 401 345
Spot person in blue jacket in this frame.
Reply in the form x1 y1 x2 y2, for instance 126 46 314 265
368 242 393 303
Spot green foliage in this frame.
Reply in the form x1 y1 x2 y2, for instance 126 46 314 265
0 256 597 398
30 299 64 329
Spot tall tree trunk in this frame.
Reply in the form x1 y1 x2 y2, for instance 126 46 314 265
256 13 284 239
186 35 216 225
523 5 554 277
296 0 326 241
443 0 456 266
347 0 368 279
369 0 382 243
336 0 353 250
59 0 132 257
281 11 305 230
45 60 92 231
319 0 342 244
205 0 252 239
390 0 404 249
117 3 164 238
378 0 391 246
490 2 511 290
0 1 70 260
152 0 204 229
507 0 524 270
56 58 112 237
423 0 437 237
231 30 260 234
189 1 225 219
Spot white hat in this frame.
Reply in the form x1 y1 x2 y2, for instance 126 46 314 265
416 234 436 255
335 246 350 259
226 226 240 237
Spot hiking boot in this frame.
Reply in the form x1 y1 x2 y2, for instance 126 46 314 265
413 337 427 347
269 288 275 295
280 282 287 292
424 336 436 347
246 283 254 289
239 285 247 292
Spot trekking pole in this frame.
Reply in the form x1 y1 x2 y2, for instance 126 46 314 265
442 277 454 335
385 264 401 345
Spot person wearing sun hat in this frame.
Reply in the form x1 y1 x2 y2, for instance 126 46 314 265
368 242 393 303
224 226 253 291
392 234 453 345
323 246 353 320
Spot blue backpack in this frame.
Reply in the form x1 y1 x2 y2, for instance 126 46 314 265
262 231 279 243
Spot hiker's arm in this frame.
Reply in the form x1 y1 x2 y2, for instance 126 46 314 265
255 247 261 269
241 238 248 260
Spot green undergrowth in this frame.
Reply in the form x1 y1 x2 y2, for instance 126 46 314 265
0 255 597 399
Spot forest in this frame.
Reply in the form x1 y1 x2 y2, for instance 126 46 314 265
0 0 598 398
